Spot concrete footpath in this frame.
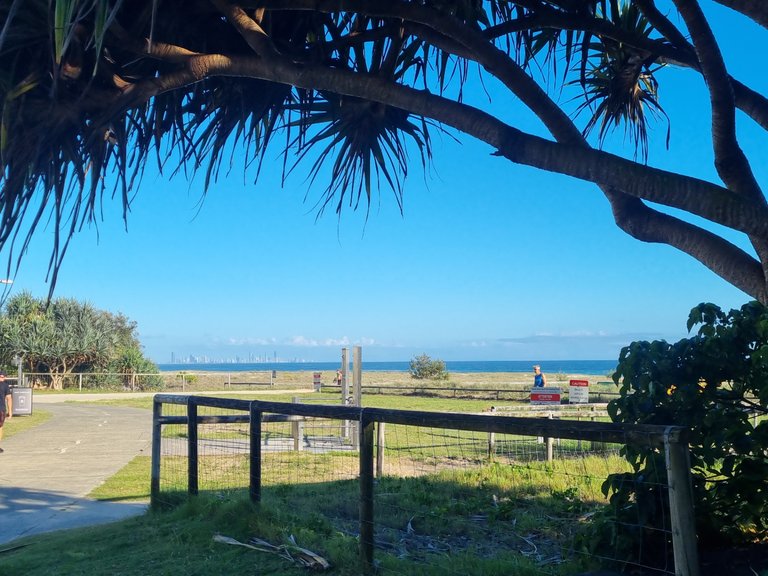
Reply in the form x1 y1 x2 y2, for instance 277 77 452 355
0 389 310 546
0 398 153 546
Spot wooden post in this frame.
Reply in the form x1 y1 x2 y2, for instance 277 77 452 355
352 347 362 450
665 433 700 576
488 432 495 462
341 348 350 441
292 397 304 451
353 346 363 407
376 422 385 478
187 398 199 495
150 396 163 507
249 403 262 503
359 413 375 573
545 413 554 462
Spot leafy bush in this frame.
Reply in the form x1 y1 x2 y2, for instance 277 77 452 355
605 302 768 547
409 354 448 381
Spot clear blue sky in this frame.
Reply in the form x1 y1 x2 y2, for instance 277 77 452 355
0 4 761 364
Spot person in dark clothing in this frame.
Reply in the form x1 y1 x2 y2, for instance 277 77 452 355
0 371 13 453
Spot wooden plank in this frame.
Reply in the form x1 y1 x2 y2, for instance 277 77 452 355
665 434 700 576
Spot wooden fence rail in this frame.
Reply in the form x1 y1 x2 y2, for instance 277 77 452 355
151 394 699 576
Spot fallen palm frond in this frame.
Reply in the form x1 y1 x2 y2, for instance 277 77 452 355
213 533 331 570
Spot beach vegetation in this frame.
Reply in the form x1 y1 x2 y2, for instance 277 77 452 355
605 301 768 550
0 2 767 302
0 292 160 390
409 354 449 381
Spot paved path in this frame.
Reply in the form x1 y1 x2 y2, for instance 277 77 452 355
0 389 312 546
0 401 152 545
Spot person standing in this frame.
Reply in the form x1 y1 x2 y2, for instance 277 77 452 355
533 365 547 388
0 371 13 453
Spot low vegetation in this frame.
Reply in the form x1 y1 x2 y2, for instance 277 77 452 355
607 302 768 548
408 354 449 381
3 449 627 576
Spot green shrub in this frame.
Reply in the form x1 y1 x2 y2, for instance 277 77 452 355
408 354 448 381
605 301 768 548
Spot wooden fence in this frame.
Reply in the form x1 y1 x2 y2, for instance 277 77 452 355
151 394 699 576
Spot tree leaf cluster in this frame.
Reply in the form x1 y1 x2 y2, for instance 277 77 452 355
409 353 449 380
0 291 158 389
604 301 768 548
1 1 767 301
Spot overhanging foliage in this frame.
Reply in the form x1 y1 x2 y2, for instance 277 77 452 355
0 1 767 300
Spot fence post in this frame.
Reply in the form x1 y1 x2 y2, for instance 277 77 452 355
665 431 700 576
376 422 385 478
545 413 554 462
359 411 375 573
352 347 362 451
150 397 163 507
249 403 262 504
488 432 495 462
292 397 304 451
187 398 199 496
341 348 350 441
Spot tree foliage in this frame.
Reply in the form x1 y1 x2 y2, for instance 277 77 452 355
606 302 768 547
409 353 449 380
0 291 157 389
0 1 767 300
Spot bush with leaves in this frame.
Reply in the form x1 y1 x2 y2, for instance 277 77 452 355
604 302 768 549
408 354 449 381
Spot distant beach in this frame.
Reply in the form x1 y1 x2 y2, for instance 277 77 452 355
158 359 617 376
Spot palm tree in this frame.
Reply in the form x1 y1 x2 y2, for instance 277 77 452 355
1 0 767 301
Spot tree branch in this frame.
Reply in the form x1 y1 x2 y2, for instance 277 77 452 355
672 0 763 200
713 0 768 29
610 196 765 301
107 51 768 241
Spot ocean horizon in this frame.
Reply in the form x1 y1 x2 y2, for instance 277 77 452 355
157 359 617 376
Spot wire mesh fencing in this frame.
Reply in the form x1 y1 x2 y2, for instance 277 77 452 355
151 395 698 576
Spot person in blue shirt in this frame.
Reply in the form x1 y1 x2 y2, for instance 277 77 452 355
533 365 547 388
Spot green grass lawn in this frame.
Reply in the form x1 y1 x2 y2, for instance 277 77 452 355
0 393 626 575
5 455 617 576
2 409 52 439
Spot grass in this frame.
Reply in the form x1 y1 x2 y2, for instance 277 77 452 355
5 454 620 576
2 409 52 439
3 384 626 574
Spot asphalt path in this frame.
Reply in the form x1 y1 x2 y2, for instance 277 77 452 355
0 399 153 546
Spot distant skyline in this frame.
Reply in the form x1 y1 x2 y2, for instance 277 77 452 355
0 4 758 365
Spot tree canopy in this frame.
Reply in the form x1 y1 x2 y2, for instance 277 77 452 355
0 291 157 388
1 1 767 300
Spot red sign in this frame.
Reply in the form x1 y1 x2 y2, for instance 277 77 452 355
530 387 561 405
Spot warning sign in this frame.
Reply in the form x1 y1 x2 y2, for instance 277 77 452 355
530 387 561 405
569 379 589 403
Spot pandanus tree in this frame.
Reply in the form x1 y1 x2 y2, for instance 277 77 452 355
0 0 767 302
0 291 149 388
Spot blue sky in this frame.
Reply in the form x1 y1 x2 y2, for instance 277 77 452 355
0 4 760 364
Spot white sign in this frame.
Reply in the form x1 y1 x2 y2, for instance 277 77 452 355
569 379 590 403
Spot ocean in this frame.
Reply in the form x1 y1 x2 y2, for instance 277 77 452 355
157 359 618 376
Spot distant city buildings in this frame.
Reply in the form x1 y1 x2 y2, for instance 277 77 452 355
168 352 308 365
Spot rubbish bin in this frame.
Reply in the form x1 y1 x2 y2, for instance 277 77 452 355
11 386 32 416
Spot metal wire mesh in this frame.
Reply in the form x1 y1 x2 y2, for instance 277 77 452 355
153 396 683 575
